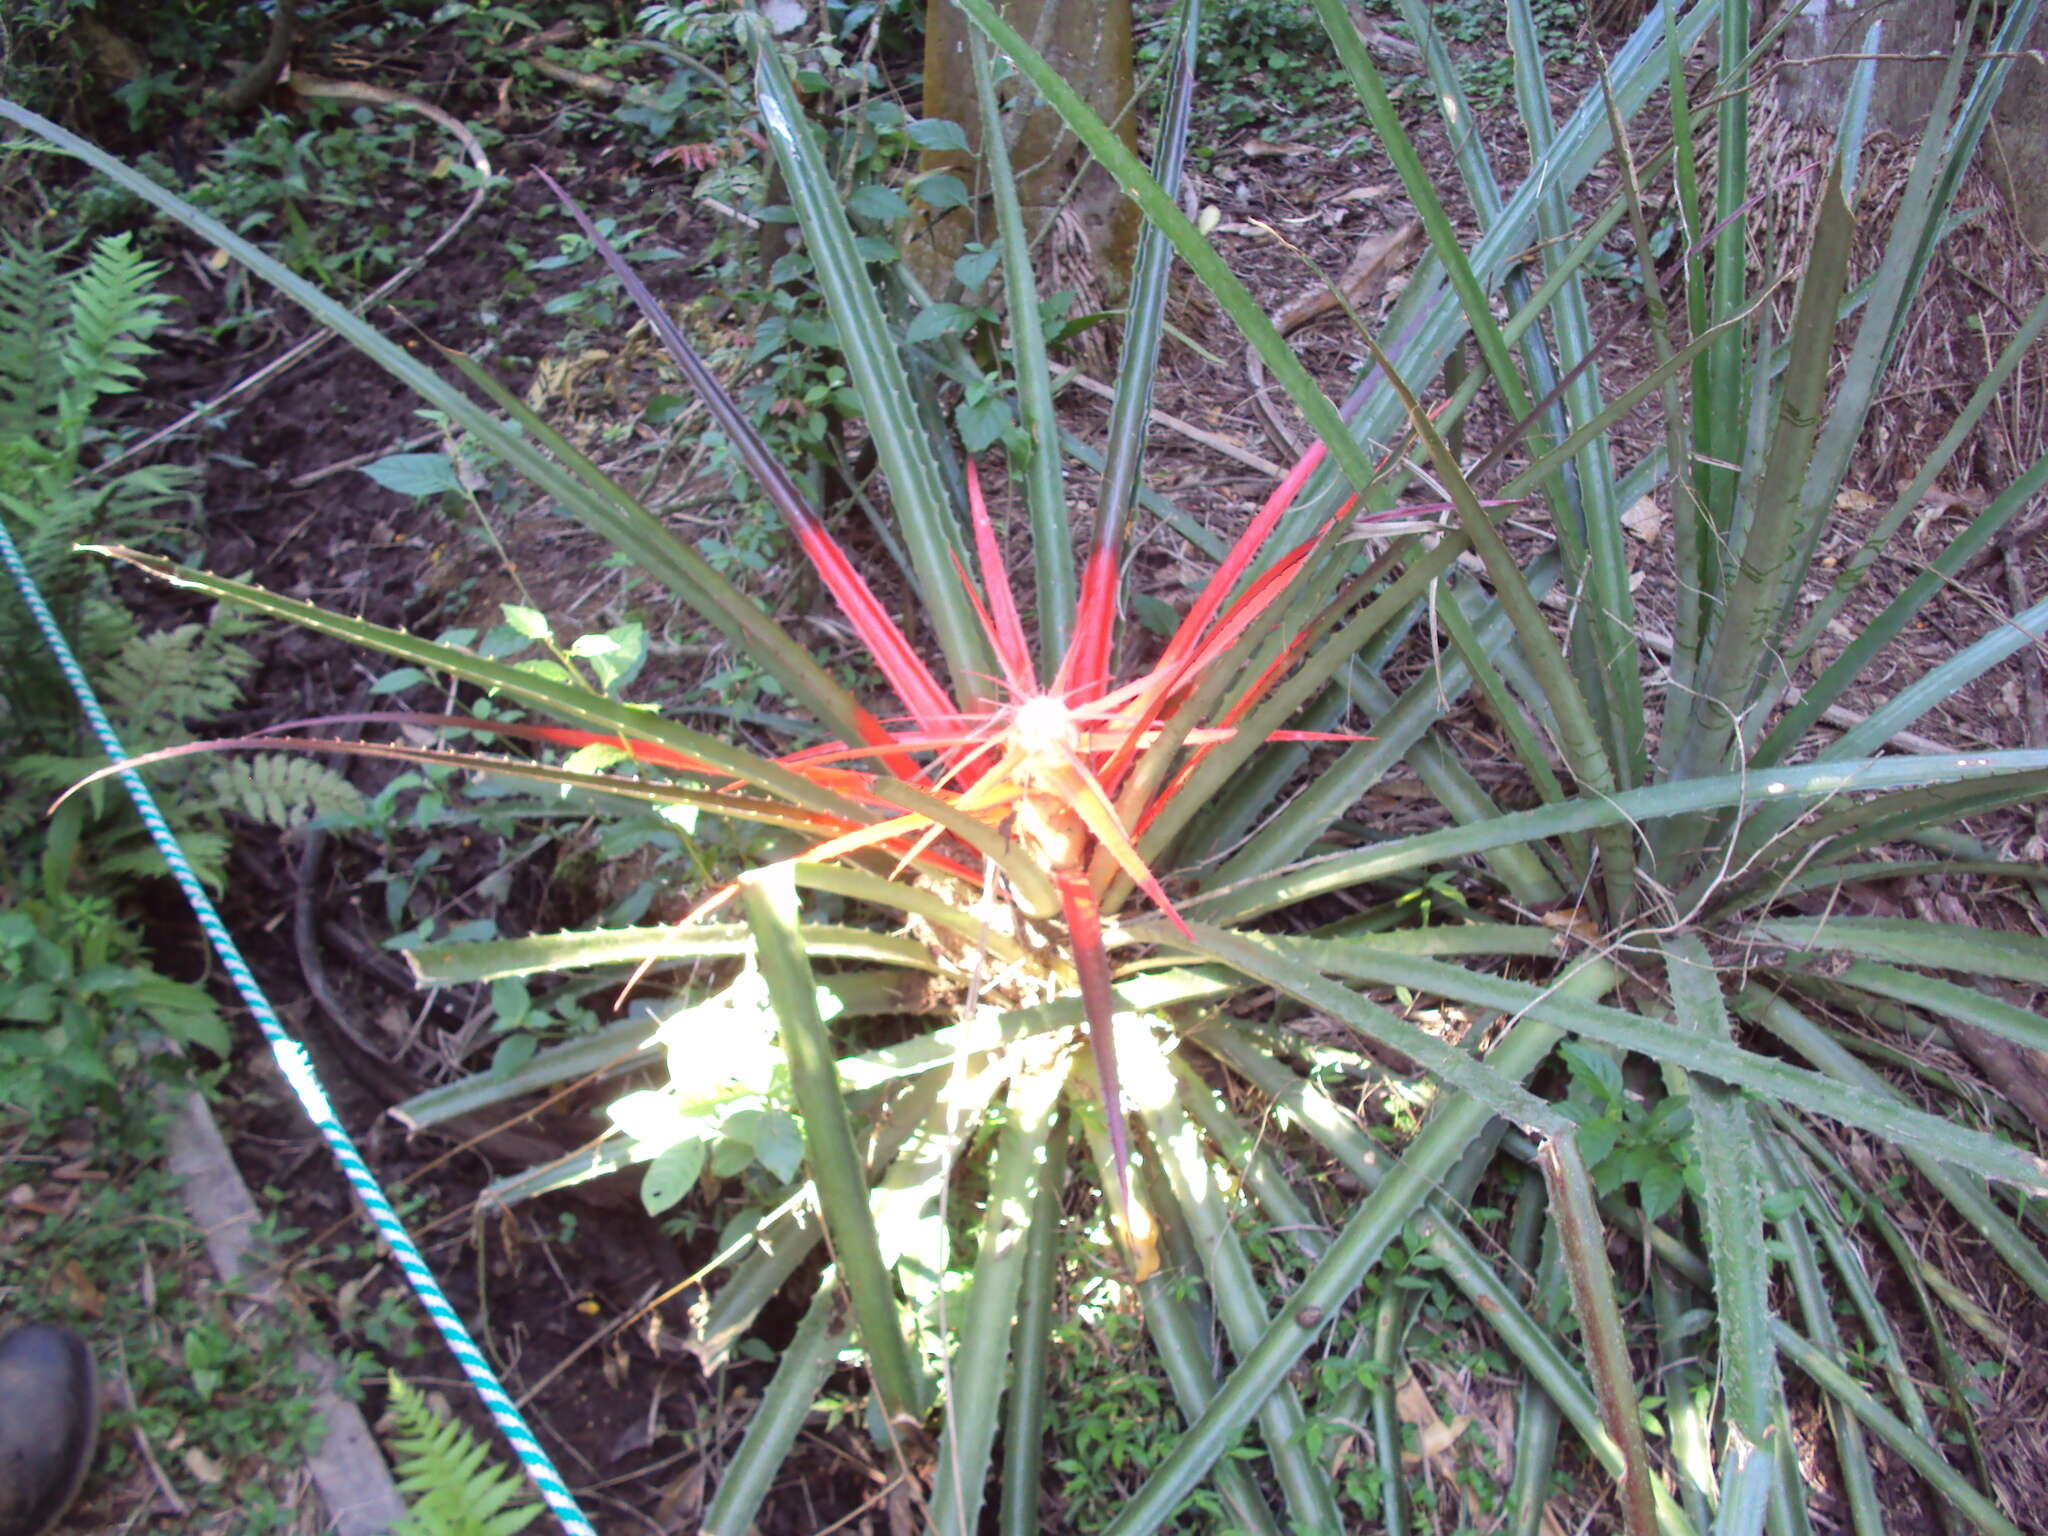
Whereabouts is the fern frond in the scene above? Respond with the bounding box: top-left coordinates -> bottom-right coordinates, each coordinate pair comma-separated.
0,233 -> 67,443
383,1377 -> 542,1536
92,460 -> 200,538
203,753 -> 365,828
57,233 -> 171,427
98,622 -> 254,739
99,829 -> 231,891
7,751 -> 102,794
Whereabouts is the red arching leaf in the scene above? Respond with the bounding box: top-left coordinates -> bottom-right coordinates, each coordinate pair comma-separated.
1155,439 -> 1329,675
782,510 -> 957,735
1054,865 -> 1131,1203
538,167 -> 952,759
963,458 -> 1036,693
1052,748 -> 1188,938
1063,542 -> 1122,705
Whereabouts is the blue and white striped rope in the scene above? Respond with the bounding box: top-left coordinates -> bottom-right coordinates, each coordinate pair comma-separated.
0,521 -> 599,1536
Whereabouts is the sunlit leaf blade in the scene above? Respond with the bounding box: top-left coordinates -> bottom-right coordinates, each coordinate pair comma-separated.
1749,916 -> 2048,989
405,922 -> 937,982
1099,1014 -> 1562,1535
1661,936 -> 1784,1497
965,30 -> 1071,668
89,546 -> 869,818
701,1280 -> 850,1536
998,1116 -> 1070,1536
390,970 -> 919,1131
930,1059 -> 1064,1536
1196,749 -> 2048,925
748,25 -> 995,699
742,862 -> 925,1422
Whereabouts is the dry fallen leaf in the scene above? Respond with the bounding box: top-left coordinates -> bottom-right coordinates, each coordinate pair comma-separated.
57,1259 -> 105,1318
1539,907 -> 1600,944
1621,494 -> 1665,542
1396,1372 -> 1474,1463
1243,137 -> 1318,158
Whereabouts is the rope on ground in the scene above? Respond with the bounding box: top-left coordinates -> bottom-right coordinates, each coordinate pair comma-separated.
0,516 -> 599,1536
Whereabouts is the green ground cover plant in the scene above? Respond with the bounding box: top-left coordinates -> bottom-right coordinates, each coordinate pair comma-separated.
8,0 -> 2048,1530
0,1090 -> 341,1532
0,229 -> 363,1111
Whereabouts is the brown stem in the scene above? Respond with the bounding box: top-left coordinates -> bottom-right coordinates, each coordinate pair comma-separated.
218,0 -> 297,114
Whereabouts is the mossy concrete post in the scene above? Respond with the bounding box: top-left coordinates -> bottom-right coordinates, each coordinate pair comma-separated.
1986,8 -> 2048,252
1773,0 -> 1952,137
1774,2 -> 2048,252
911,0 -> 1139,303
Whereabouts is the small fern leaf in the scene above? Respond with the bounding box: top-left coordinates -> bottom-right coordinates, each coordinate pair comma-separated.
0,234 -> 67,443
205,754 -> 365,829
58,233 -> 170,419
100,830 -> 231,891
98,622 -> 253,737
384,1377 -> 542,1536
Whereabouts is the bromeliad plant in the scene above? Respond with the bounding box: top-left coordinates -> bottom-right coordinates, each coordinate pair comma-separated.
16,0 -> 2048,1530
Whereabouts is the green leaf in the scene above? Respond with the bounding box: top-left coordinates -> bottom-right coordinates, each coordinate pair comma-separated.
1638,1162 -> 1686,1223
914,172 -> 970,210
968,27 -> 1074,664
360,452 -> 462,498
406,922 -> 938,982
1174,922 -> 1567,1138
0,98 -> 880,744
642,1138 -> 706,1215
742,861 -> 925,1421
500,604 -> 550,641
956,392 -> 1010,454
954,242 -> 1002,290
1255,934 -> 2048,1192
1750,916 -> 2048,988
953,0 -> 1383,500
1558,1040 -> 1622,1102
751,1108 -> 805,1183
907,117 -> 970,153
906,302 -> 980,344
700,1282 -> 850,1536
1100,1013 -> 1565,1533
1195,747 -> 2048,926
750,34 -> 993,698
848,182 -> 910,222
1661,934 -> 1780,1465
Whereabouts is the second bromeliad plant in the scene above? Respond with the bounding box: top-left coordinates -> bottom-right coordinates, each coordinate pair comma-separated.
19,0 -> 2048,1530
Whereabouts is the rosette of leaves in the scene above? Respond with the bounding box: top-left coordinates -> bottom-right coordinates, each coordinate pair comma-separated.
10,1 -> 2048,1531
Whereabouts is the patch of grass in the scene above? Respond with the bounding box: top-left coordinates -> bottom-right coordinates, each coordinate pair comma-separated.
0,1089 -> 346,1532
1139,0 -> 1354,142
1045,1267 -> 1209,1530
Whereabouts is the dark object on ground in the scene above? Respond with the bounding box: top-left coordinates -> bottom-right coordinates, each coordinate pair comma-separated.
0,1324 -> 99,1536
